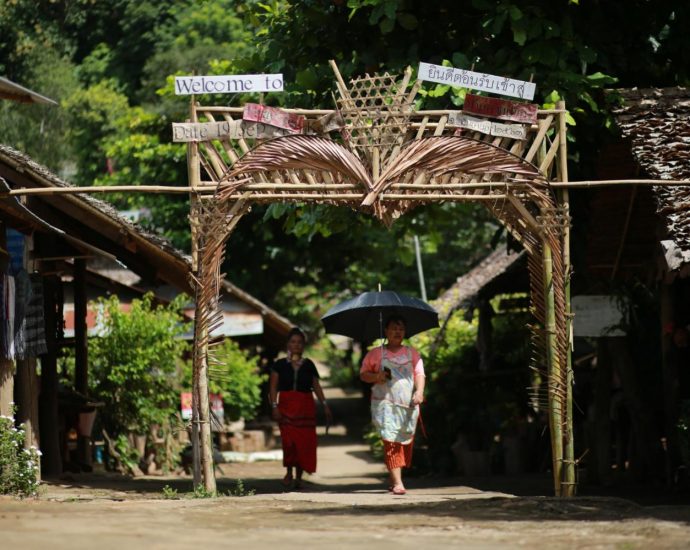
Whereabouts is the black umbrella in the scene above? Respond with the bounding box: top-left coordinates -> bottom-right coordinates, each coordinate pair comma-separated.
321,290 -> 439,342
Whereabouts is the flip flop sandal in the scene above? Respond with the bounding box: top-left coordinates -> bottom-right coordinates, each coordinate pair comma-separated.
391,486 -> 407,495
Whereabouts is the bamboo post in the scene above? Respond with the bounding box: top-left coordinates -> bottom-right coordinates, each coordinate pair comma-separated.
542,240 -> 564,496
187,98 -> 202,487
188,98 -> 217,493
557,100 -> 576,496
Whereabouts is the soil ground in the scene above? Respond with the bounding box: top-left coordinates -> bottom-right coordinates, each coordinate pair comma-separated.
2,379 -> 690,549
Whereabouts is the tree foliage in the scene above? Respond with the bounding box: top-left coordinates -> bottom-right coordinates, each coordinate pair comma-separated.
2,0 -> 689,320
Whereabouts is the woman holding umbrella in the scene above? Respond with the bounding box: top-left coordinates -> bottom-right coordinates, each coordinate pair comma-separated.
360,315 -> 425,495
269,327 -> 332,489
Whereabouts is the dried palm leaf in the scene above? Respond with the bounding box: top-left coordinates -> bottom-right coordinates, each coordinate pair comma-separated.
217,135 -> 373,200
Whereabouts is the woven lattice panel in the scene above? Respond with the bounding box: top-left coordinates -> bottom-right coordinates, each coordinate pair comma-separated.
337,72 -> 414,168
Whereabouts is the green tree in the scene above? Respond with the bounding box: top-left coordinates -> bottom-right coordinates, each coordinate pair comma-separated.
183,339 -> 264,421
89,293 -> 190,435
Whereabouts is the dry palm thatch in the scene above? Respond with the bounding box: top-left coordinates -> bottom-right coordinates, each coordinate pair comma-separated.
372,135 -> 548,194
216,135 -> 373,201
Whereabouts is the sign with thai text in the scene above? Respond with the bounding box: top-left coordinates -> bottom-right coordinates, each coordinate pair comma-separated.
174,74 -> 283,95
448,113 -> 527,140
243,103 -> 305,132
463,93 -> 538,124
418,62 -> 536,100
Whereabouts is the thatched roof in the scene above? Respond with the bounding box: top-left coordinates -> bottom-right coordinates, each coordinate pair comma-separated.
0,144 -> 292,345
434,246 -> 527,320
0,77 -> 57,105
612,87 -> 690,276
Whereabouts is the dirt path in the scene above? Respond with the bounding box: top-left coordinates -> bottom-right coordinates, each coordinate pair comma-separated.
2,380 -> 690,548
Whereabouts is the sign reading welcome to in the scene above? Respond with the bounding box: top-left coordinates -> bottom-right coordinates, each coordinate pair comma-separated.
418,62 -> 536,101
174,74 -> 284,95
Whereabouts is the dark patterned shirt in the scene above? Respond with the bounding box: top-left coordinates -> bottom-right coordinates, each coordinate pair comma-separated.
271,358 -> 319,393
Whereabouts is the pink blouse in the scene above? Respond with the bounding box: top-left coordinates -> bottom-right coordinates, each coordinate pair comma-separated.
360,346 -> 425,377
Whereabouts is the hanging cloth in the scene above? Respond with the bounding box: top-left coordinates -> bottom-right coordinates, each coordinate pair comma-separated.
23,275 -> 47,357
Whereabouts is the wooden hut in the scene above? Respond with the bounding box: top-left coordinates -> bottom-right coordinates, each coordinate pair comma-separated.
573,87 -> 690,486
0,144 -> 291,476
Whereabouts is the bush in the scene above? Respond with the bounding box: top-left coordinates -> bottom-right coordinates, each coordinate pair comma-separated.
185,339 -> 263,422
0,410 -> 40,497
89,293 -> 190,435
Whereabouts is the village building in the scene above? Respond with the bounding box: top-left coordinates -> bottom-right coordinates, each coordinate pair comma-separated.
0,143 -> 292,476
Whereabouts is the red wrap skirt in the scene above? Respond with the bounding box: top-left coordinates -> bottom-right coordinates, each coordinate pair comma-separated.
278,391 -> 317,473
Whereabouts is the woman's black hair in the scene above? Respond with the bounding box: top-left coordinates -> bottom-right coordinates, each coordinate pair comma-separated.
384,314 -> 406,329
287,326 -> 306,342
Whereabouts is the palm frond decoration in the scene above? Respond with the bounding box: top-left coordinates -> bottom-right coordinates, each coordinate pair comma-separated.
363,136 -> 549,206
217,135 -> 373,200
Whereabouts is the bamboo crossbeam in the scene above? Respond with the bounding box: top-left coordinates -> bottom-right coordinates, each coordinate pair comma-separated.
196,106 -> 568,116
7,179 -> 689,198
4,185 -> 206,196
211,193 -> 508,201
549,179 -> 690,187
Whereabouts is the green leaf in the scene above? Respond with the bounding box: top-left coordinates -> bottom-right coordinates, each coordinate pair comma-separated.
491,12 -> 508,35
509,5 -> 523,21
295,68 -> 318,90
379,16 -> 395,34
452,52 -> 470,69
397,12 -> 418,30
512,22 -> 527,46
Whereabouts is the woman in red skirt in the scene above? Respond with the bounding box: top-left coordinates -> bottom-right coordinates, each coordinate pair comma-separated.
269,327 -> 332,489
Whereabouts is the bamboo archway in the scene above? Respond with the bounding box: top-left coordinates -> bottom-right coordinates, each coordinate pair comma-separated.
185,63 -> 574,497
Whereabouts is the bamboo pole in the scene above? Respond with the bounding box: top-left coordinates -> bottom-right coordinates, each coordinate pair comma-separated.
557,100 -> 575,497
196,106 -> 569,116
187,99 -> 202,488
4,179 -> 690,198
542,240 -> 564,496
188,99 -> 216,494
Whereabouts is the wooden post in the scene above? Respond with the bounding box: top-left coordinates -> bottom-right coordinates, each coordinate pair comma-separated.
0,226 -> 13,417
0,359 -> 14,417
74,258 -> 92,466
188,98 -> 216,493
660,283 -> 680,485
557,100 -> 576,496
592,338 -> 612,485
542,240 -> 563,496
39,273 -> 62,476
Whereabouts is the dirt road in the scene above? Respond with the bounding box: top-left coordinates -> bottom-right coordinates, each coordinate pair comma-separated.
2,384 -> 690,549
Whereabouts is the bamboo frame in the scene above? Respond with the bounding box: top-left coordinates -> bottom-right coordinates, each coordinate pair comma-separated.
5,179 -> 688,198
181,63 -> 582,496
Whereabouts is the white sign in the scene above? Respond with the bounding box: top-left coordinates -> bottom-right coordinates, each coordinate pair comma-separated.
172,120 -> 295,142
448,113 -> 527,140
571,295 -> 626,337
448,112 -> 491,134
490,120 -> 527,140
174,74 -> 283,95
418,62 -> 536,100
